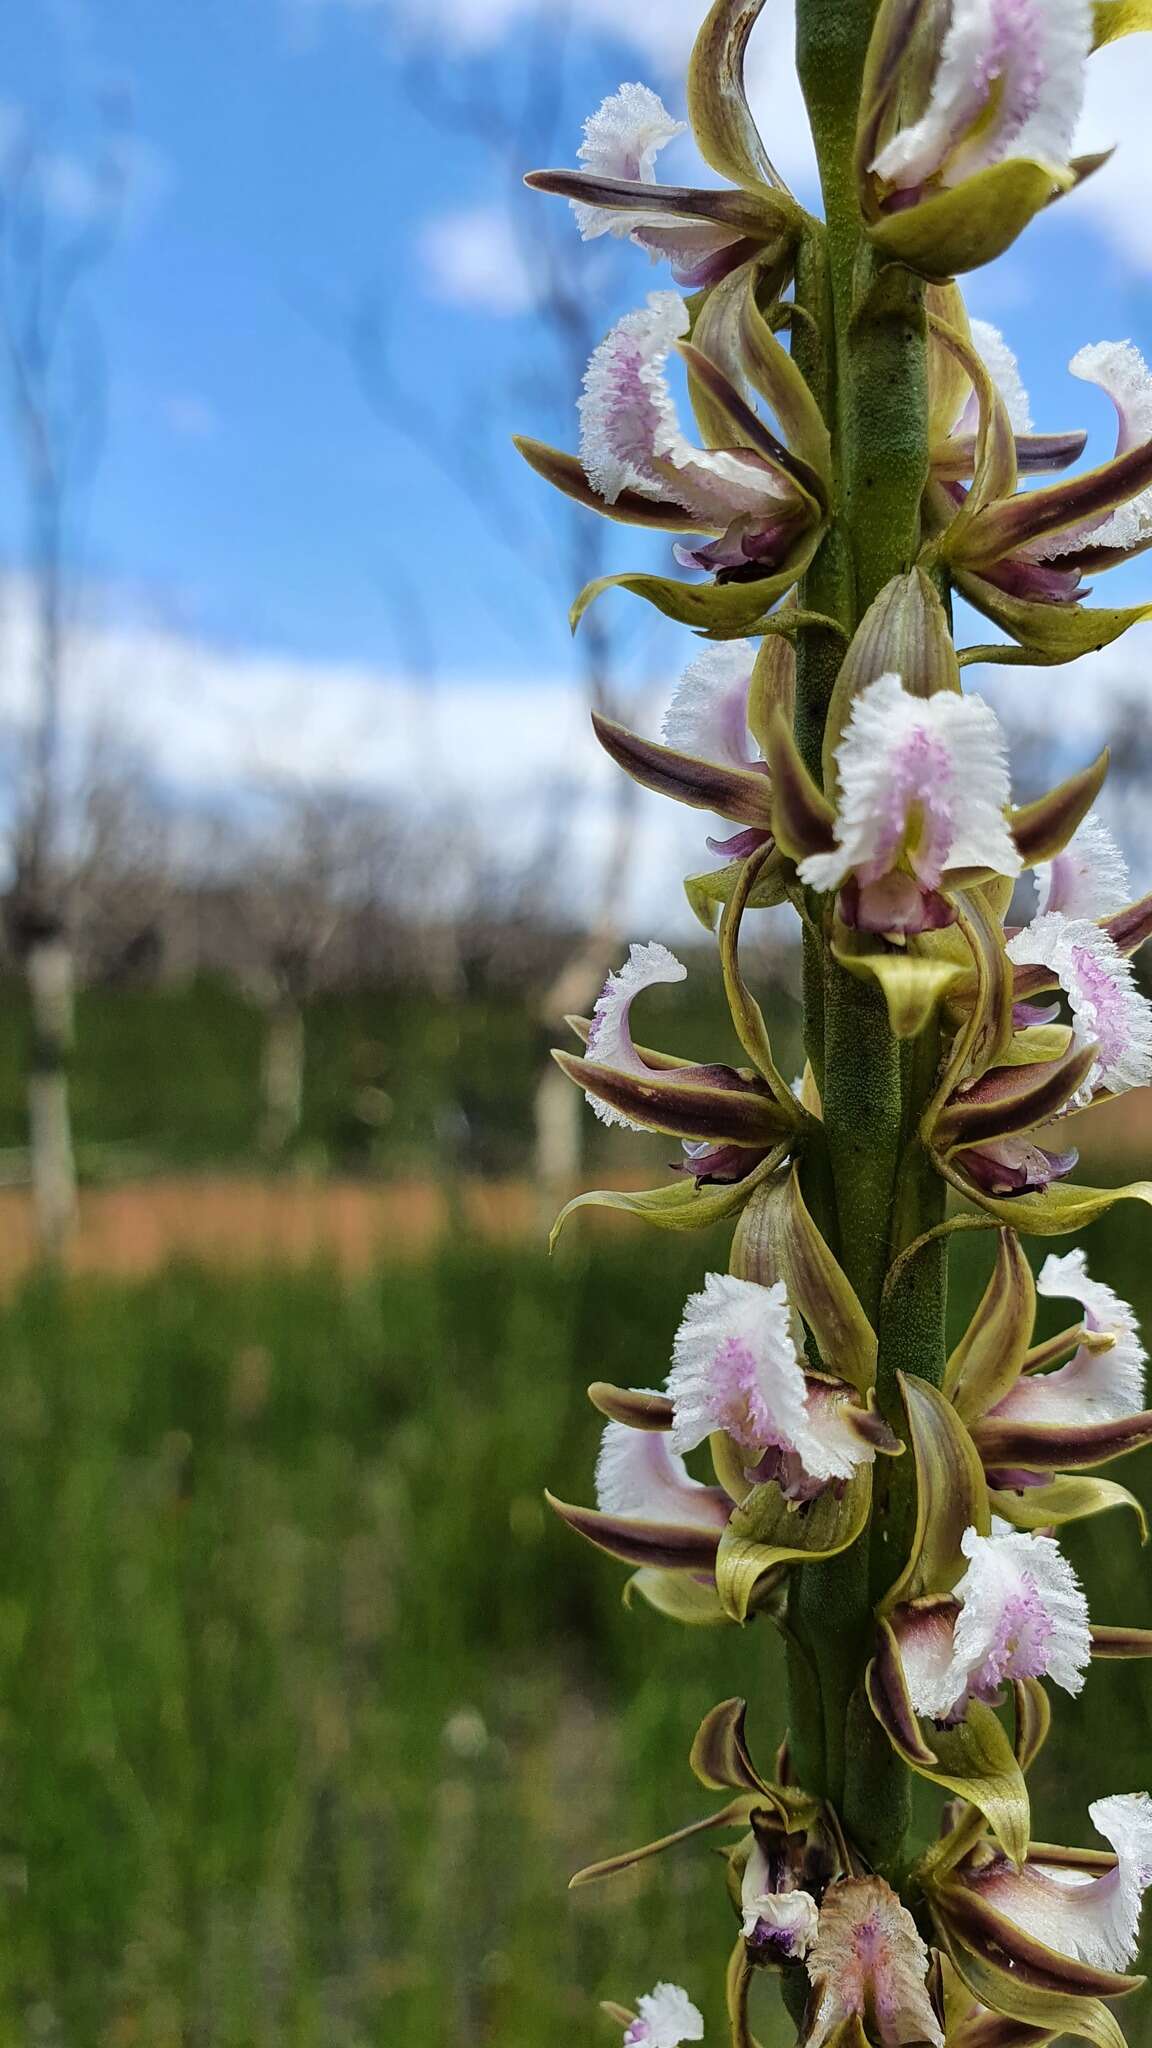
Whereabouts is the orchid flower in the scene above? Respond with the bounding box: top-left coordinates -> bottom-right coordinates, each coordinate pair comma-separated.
894,1522 -> 1091,1723
868,0 -> 1091,200
563,85 -> 755,289
579,292 -> 819,572
622,1983 -> 705,2048
1006,912 -> 1152,1101
667,1273 -> 894,1501
741,1835 -> 820,1959
996,1250 -> 1146,1429
955,1792 -> 1152,1977
1034,813 -> 1131,921
798,673 -> 1021,934
803,1877 -> 944,2048
595,1411 -> 732,1534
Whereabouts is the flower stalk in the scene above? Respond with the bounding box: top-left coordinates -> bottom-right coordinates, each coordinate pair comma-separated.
516,0 -> 1152,2039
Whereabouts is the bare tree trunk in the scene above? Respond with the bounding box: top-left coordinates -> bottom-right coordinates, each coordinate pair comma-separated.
259,995 -> 305,1158
25,932 -> 77,1259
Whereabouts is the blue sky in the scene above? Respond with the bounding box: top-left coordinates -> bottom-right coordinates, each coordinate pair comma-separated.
1,0 -> 1152,926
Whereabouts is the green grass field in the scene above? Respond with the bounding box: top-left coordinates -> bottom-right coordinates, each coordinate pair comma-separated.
0,1219 -> 1148,2045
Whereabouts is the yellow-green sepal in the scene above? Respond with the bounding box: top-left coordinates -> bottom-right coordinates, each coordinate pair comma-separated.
866,160 -> 1074,279
832,932 -> 969,1040
934,1929 -> 1130,2048
571,528 -> 822,640
624,1569 -> 732,1626
687,0 -> 794,195
715,1466 -> 872,1622
957,570 -> 1152,666
1093,0 -> 1152,45
945,1230 -> 1036,1424
883,1374 -> 990,1612
939,1162 -> 1152,1237
684,852 -> 790,931
991,1474 -> 1149,1541
548,1143 -> 791,1248
730,1162 -> 879,1393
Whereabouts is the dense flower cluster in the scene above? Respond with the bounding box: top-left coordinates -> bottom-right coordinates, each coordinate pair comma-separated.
517,1 -> 1152,2041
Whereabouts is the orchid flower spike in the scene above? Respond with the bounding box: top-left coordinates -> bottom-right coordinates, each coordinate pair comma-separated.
666,1273 -> 884,1499
579,293 -> 816,570
991,1248 -> 1147,1430
803,1877 -> 944,2048
963,1792 -> 1152,1976
622,1983 -> 705,2048
1006,913 -> 1152,1101
897,1522 -> 1091,1723
798,673 -> 1020,933
869,0 -> 1091,198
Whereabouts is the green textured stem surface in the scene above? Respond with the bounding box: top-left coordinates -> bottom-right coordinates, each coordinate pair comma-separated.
787,0 -> 944,1878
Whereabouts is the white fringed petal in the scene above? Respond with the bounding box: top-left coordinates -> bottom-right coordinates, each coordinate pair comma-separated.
993,1248 -> 1146,1426
1034,815 -> 1131,920
1037,340 -> 1152,558
594,1411 -> 728,1532
578,292 -> 790,522
571,85 -> 686,242
624,1983 -> 705,2048
666,1273 -> 874,1485
902,1523 -> 1090,1720
804,1877 -> 944,2048
798,672 -> 1020,896
1006,912 -> 1152,1099
871,0 -> 1089,193
585,940 -> 687,1130
661,643 -> 757,769
972,1793 -> 1152,1976
971,318 -> 1033,434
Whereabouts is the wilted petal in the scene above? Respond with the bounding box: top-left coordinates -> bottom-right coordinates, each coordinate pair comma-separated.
1034,814 -> 1131,920
899,1522 -> 1090,1720
571,85 -> 686,242
623,1982 -> 705,2047
799,672 -> 1020,928
595,1411 -> 730,1531
585,940 -> 687,1129
968,1792 -> 1152,1975
662,642 -> 758,772
990,1248 -> 1146,1427
666,1273 -> 876,1488
1035,340 -> 1152,559
1006,912 -> 1152,1099
870,0 -> 1089,194
579,292 -> 794,526
804,1876 -> 944,2048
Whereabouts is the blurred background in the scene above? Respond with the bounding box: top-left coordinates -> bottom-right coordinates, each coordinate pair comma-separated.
0,3 -> 1150,2044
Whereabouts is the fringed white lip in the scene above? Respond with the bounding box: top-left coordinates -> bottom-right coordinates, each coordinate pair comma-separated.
870,0 -> 1090,193
661,642 -> 758,772
622,1982 -> 705,2048
898,1522 -> 1090,1722
798,671 -> 1020,914
594,1410 -> 730,1532
1035,340 -> 1152,558
969,1793 -> 1152,1975
1034,814 -> 1131,921
571,85 -> 686,244
1007,911 -> 1152,1100
990,1248 -> 1146,1428
585,941 -> 688,1130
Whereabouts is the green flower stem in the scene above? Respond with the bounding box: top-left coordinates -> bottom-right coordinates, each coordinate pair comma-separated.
784,0 -> 945,1876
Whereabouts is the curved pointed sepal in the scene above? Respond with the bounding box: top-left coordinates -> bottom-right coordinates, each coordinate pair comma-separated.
972,1406 -> 1152,1472
715,1466 -> 873,1622
1093,0 -> 1152,45
929,317 -> 1018,551
549,1144 -> 790,1247
1011,752 -> 1111,866
684,851 -> 789,931
730,1163 -> 878,1393
571,528 -> 823,640
552,1048 -> 798,1146
1012,1678 -> 1051,1775
720,846 -> 807,1112
513,437 -> 699,530
933,1043 -> 1098,1152
833,934 -> 972,1040
591,709 -> 776,826
866,161 -> 1073,280
941,1165 -> 1152,1236
945,1230 -> 1036,1424
957,572 -> 1152,668
935,1929 -> 1131,2048
588,1383 -> 673,1430
934,1885 -> 1144,2001
569,1792 -> 756,1888
867,1624 -> 1030,1862
739,285 -> 832,486
1090,1623 -> 1152,1657
883,1374 -> 990,1611
624,1568 -> 731,1625
687,0 -> 788,193
763,709 -> 837,860
991,1473 -> 1148,1540
691,1695 -> 769,1791
544,1490 -> 723,1572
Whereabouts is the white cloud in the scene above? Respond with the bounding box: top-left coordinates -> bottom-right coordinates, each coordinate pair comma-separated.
419,204 -> 535,315
1069,36 -> 1152,272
